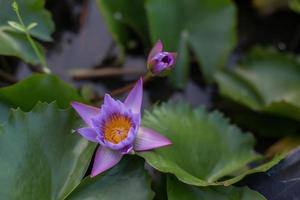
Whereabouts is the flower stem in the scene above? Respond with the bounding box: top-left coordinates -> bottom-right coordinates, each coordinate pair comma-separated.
92,72 -> 153,103
12,1 -> 51,74
110,72 -> 152,97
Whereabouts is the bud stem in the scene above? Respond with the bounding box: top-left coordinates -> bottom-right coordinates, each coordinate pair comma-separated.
12,1 -> 51,74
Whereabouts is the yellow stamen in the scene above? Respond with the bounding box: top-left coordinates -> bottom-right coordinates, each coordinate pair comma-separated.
103,114 -> 132,144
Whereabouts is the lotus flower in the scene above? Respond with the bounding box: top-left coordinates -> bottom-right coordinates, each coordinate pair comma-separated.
71,78 -> 171,177
147,40 -> 177,76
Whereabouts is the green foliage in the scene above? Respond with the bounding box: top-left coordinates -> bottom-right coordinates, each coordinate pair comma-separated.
0,0 -> 54,41
0,102 -> 10,123
8,21 -> 26,32
1,0 -> 293,197
215,47 -> 300,121
0,28 -> 45,64
169,31 -> 189,88
0,102 -> 96,200
96,0 -> 149,56
290,0 -> 300,13
146,0 -> 236,83
167,176 -> 266,200
0,74 -> 83,112
139,102 -> 280,186
67,156 -> 154,200
96,0 -> 236,86
10,0 -> 50,72
0,0 -> 54,64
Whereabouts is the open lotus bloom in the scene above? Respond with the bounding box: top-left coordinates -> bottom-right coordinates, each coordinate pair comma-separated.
71,78 -> 172,177
147,40 -> 177,76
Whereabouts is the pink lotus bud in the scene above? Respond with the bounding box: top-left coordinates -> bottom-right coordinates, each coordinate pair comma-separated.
147,40 -> 177,76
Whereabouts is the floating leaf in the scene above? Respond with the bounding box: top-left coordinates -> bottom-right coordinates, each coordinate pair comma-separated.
0,0 -> 54,63
167,176 -> 266,200
215,47 -> 300,121
0,74 -> 83,112
0,102 -> 10,123
138,102 -> 280,186
146,0 -> 236,82
0,102 -> 96,200
0,74 -> 83,126
67,156 -> 154,200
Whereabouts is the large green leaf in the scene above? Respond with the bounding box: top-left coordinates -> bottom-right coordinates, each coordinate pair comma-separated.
0,102 -> 96,200
96,0 -> 149,55
138,102 -> 280,186
67,156 -> 154,200
0,74 -> 83,112
167,176 -> 266,200
146,0 -> 236,82
0,0 -> 54,63
215,47 -> 300,121
0,102 -> 10,123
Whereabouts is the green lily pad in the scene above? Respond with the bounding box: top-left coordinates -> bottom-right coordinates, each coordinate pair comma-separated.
138,102 -> 280,186
167,176 -> 266,200
66,156 -> 154,200
0,102 -> 10,123
0,102 -> 96,200
215,47 -> 300,121
146,0 -> 236,83
0,0 -> 54,63
0,74 -> 83,112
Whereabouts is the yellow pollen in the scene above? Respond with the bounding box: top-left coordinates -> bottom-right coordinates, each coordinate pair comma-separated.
103,114 -> 132,144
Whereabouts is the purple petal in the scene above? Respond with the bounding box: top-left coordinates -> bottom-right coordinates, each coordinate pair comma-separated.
153,62 -> 168,74
119,145 -> 133,154
124,78 -> 143,114
134,127 -> 172,151
103,94 -> 116,108
91,146 -> 123,177
77,127 -> 98,143
147,40 -> 163,63
71,101 -> 100,127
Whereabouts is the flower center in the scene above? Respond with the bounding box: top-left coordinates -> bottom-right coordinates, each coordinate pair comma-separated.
161,55 -> 171,64
103,114 -> 132,144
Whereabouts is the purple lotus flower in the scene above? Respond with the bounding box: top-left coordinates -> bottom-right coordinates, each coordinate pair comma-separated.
147,40 -> 177,76
71,78 -> 171,177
